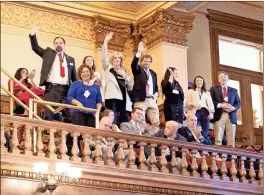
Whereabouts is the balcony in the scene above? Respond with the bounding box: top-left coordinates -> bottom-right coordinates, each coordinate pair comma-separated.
1,113 -> 263,195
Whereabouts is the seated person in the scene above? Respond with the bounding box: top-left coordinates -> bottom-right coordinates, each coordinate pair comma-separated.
120,107 -> 148,135
8,68 -> 43,115
146,121 -> 186,170
100,109 -> 121,132
178,113 -> 211,145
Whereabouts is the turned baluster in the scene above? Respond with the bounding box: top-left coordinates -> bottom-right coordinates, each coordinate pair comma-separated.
1,123 -> 7,153
11,123 -> 20,154
127,140 -> 137,169
170,147 -> 179,175
82,134 -> 92,163
249,158 -> 256,184
104,137 -> 115,166
190,150 -> 199,177
138,142 -> 147,170
258,160 -> 263,185
116,139 -> 126,168
48,128 -> 57,160
159,145 -> 169,173
60,130 -> 69,161
220,153 -> 228,181
93,135 -> 104,165
230,155 -> 238,182
70,132 -> 81,162
36,127 -> 45,157
148,143 -> 158,172
181,148 -> 189,176
239,157 -> 247,183
24,125 -> 32,156
210,152 -> 218,180
201,151 -> 209,179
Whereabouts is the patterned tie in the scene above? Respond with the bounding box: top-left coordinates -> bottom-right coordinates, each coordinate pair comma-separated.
58,53 -> 65,78
223,87 -> 227,102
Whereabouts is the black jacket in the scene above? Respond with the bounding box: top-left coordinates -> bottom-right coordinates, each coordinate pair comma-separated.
29,34 -> 76,86
131,56 -> 158,102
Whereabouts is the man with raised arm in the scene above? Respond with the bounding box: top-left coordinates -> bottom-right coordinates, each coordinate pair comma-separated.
29,25 -> 76,121
131,41 -> 160,134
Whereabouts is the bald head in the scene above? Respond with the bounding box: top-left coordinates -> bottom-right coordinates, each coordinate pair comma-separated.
164,121 -> 180,139
186,113 -> 197,129
99,116 -> 112,130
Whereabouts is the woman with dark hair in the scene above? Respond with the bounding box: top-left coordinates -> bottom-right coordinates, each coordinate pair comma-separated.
83,56 -> 105,105
67,64 -> 102,127
185,76 -> 214,143
161,67 -> 184,124
8,68 -> 43,115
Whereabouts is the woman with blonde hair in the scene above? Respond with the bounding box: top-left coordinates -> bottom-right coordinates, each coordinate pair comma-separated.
101,32 -> 133,125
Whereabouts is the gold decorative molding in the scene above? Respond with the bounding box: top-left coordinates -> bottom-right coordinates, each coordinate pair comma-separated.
1,169 -> 214,195
1,2 -> 95,41
92,15 -> 131,52
137,9 -> 195,48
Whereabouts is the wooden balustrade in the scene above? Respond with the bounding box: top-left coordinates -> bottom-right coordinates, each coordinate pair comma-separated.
1,113 -> 263,188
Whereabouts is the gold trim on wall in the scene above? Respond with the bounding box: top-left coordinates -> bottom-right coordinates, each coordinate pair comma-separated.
1,2 -> 95,41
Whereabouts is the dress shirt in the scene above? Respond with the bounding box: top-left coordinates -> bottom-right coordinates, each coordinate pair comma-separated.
145,68 -> 153,96
47,52 -> 68,85
196,91 -> 208,110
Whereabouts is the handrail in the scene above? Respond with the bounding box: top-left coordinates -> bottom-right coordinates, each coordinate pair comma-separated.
1,84 -> 42,120
1,114 -> 262,159
1,66 -> 55,113
29,99 -> 100,129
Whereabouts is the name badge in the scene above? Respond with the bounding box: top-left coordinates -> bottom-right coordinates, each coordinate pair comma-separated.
84,90 -> 90,98
224,96 -> 228,102
173,89 -> 179,94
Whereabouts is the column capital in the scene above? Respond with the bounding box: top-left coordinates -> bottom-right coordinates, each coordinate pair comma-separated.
92,15 -> 131,52
138,9 -> 194,49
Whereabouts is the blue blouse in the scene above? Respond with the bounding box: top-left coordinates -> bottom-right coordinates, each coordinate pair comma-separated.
67,80 -> 102,114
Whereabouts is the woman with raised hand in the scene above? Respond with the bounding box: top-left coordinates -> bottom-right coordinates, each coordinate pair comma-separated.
101,32 -> 133,125
161,67 -> 184,124
185,76 -> 214,143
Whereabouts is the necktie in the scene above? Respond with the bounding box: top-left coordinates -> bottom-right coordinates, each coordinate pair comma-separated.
58,53 -> 65,78
223,87 -> 227,102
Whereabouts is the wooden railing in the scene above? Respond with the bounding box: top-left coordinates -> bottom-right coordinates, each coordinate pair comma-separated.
1,114 -> 263,190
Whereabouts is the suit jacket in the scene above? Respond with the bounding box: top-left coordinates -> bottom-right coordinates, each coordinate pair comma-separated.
131,56 -> 158,102
29,34 -> 76,86
178,127 -> 211,145
210,85 -> 241,124
120,121 -> 142,135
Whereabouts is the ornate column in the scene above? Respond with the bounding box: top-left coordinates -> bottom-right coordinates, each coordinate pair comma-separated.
92,15 -> 132,73
137,9 -> 194,104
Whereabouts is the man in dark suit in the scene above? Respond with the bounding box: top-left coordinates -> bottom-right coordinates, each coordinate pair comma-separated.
210,71 -> 241,147
29,25 -> 76,121
178,113 -> 211,145
131,41 -> 159,134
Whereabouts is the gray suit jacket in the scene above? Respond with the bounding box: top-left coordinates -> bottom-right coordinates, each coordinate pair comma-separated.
120,121 -> 141,135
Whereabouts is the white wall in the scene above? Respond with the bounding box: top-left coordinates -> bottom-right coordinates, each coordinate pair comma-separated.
1,24 -> 95,94
186,2 -> 263,88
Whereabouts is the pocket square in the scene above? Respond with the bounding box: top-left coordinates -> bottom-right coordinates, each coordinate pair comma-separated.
69,63 -> 74,66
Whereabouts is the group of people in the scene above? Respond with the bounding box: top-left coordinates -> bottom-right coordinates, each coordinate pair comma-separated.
8,25 -> 241,154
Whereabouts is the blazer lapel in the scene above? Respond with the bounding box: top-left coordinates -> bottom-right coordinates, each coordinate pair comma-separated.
227,87 -> 232,103
217,85 -> 224,101
150,70 -> 156,92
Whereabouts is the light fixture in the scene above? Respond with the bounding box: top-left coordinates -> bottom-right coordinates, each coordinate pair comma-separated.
33,162 -> 82,194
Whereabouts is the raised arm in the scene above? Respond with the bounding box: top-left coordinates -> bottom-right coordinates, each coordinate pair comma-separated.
29,25 -> 44,57
101,32 -> 113,70
131,41 -> 145,75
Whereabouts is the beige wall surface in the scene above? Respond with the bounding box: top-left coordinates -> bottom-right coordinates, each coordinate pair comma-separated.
186,2 -> 262,88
